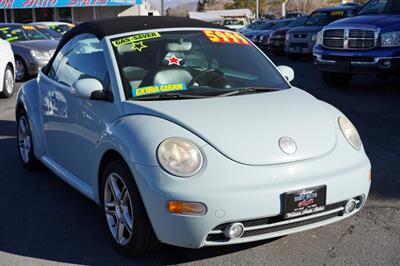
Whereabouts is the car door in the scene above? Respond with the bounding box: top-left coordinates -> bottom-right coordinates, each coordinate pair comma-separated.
40,33 -> 120,184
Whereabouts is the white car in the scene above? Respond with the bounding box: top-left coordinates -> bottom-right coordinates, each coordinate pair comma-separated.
0,38 -> 15,98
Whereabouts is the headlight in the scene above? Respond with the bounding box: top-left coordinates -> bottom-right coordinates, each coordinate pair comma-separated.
338,116 -> 362,150
157,137 -> 203,177
316,30 -> 324,45
31,50 -> 52,61
381,31 -> 400,47
286,33 -> 290,41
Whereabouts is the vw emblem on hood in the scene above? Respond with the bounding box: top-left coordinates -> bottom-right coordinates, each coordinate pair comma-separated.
279,137 -> 297,155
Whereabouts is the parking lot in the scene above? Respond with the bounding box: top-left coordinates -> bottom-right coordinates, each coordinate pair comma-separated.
0,54 -> 399,266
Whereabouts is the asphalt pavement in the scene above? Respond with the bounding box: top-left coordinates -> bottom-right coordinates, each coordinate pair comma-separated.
0,55 -> 399,266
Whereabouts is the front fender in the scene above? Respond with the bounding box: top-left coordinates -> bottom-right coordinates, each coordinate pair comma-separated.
16,78 -> 44,159
93,115 -> 208,203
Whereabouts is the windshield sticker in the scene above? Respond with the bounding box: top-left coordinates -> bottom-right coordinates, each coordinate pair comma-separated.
165,54 -> 183,66
112,32 -> 161,47
22,25 -> 35,30
0,27 -> 9,31
131,41 -> 148,52
133,82 -> 187,97
330,11 -> 345,16
6,36 -> 18,42
203,30 -> 250,45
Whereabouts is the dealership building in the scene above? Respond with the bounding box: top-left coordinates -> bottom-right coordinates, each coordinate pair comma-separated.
0,0 -> 159,23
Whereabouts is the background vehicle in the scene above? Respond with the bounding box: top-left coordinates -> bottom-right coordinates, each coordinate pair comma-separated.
16,16 -> 371,256
244,20 -> 279,45
30,23 -> 63,40
0,24 -> 58,81
314,0 -> 400,87
31,21 -> 75,35
285,12 -> 308,19
221,17 -> 248,30
0,39 -> 15,98
267,16 -> 308,54
258,19 -> 295,49
285,5 -> 359,59
239,19 -> 266,34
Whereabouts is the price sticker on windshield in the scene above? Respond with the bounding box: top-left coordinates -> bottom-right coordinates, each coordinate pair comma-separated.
203,30 -> 250,46
22,25 -> 35,30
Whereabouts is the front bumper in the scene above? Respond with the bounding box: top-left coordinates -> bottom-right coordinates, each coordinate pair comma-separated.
314,46 -> 400,74
130,130 -> 371,249
285,35 -> 315,55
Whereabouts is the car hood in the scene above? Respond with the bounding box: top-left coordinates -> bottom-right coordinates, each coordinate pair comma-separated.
289,26 -> 323,34
124,88 -> 337,165
271,27 -> 290,36
326,15 -> 400,32
11,40 -> 59,52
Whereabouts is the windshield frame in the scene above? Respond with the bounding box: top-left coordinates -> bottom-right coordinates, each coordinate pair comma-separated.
105,27 -> 292,102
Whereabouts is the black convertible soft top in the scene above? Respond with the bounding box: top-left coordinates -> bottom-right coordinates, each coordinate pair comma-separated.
44,16 -> 228,74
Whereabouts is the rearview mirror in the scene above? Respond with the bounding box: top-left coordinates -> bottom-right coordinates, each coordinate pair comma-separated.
277,65 -> 295,82
71,78 -> 112,102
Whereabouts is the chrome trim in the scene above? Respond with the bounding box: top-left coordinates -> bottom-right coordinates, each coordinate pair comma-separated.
244,207 -> 344,232
321,27 -> 380,50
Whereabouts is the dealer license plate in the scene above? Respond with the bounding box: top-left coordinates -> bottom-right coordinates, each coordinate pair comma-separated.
284,186 -> 326,219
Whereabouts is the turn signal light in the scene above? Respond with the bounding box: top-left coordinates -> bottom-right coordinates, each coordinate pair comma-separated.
167,201 -> 207,215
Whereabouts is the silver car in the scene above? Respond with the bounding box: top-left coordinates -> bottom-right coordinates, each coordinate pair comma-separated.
0,24 -> 58,81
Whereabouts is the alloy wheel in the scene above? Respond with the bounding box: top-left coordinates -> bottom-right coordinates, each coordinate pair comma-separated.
18,116 -> 32,164
4,68 -> 14,95
15,60 -> 25,81
104,172 -> 134,246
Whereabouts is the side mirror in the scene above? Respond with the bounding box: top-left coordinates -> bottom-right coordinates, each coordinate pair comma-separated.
71,78 -> 113,102
277,65 -> 295,82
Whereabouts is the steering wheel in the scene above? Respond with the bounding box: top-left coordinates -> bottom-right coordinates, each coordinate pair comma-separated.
188,69 -> 232,88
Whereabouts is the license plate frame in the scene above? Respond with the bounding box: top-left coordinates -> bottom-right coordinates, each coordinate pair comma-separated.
283,185 -> 326,219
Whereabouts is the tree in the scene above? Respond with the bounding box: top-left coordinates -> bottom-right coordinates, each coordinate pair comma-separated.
225,0 -> 269,15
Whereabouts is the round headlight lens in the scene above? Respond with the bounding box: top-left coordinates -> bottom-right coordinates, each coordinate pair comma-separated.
338,116 -> 362,150
157,138 -> 203,177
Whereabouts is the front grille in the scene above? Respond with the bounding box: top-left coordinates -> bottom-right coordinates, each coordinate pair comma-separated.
206,201 -> 346,242
322,28 -> 377,50
323,39 -> 343,48
349,39 -> 375,49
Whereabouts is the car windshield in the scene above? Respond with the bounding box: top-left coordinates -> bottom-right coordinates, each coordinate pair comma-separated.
223,19 -> 245,26
34,25 -> 62,39
304,10 -> 348,26
287,16 -> 307,27
111,30 -> 290,100
246,21 -> 264,29
48,24 -> 75,35
357,0 -> 400,15
0,25 -> 49,42
271,20 -> 293,30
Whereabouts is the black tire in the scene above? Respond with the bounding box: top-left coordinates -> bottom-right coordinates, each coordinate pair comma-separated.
16,109 -> 41,171
15,57 -> 27,82
0,65 -> 14,98
101,159 -> 161,256
321,71 -> 352,88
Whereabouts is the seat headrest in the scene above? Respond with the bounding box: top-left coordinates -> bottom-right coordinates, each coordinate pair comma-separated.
166,41 -> 192,52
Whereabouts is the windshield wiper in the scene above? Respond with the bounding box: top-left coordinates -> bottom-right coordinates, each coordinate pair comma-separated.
217,87 -> 278,97
135,92 -> 209,101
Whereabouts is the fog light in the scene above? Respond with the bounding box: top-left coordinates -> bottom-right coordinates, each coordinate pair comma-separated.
344,199 -> 357,214
224,223 -> 244,239
166,201 -> 207,215
379,59 -> 391,69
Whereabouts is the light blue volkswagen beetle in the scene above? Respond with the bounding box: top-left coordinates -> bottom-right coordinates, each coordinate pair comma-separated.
16,16 -> 371,256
